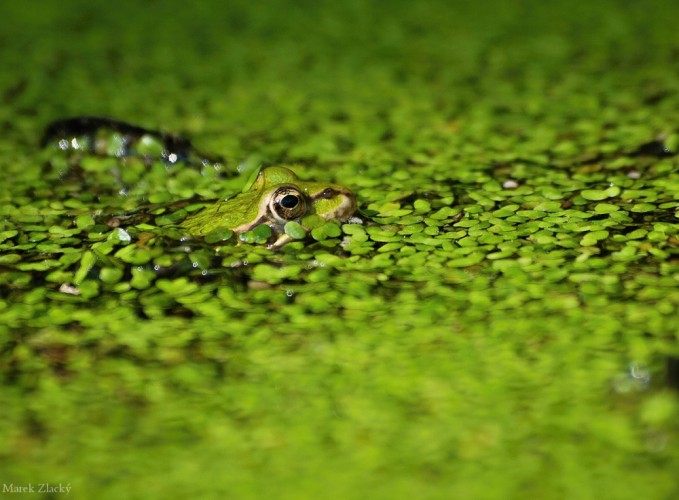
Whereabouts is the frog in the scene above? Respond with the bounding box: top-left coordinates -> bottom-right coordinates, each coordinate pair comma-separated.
181,165 -> 357,247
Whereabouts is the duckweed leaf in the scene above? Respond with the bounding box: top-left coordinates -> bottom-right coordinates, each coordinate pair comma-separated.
73,251 -> 96,285
204,227 -> 234,244
284,221 -> 307,240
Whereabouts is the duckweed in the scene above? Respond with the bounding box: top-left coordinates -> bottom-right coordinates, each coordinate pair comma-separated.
283,221 -> 307,240
1,0 -> 679,498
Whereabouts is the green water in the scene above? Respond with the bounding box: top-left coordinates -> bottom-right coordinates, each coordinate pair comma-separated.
1,1 -> 678,498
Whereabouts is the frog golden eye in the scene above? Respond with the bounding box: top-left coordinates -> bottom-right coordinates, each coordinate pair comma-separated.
269,186 -> 307,221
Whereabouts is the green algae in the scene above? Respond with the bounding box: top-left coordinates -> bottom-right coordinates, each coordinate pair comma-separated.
1,0 -> 679,499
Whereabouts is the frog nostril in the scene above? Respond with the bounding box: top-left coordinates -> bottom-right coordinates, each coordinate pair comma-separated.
318,188 -> 336,199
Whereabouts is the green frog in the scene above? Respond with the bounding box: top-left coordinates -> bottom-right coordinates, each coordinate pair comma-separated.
182,165 -> 356,247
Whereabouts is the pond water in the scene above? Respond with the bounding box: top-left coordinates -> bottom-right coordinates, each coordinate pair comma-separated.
1,0 -> 678,498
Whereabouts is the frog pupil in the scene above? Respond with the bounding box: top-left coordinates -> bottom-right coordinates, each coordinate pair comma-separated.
280,194 -> 299,208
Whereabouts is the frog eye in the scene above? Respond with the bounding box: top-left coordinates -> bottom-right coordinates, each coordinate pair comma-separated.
269,186 -> 307,221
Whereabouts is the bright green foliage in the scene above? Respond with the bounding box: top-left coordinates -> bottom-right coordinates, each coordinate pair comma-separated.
239,224 -> 273,244
1,0 -> 679,499
284,221 -> 307,240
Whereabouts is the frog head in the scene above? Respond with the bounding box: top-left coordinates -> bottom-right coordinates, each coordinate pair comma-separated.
181,166 -> 357,247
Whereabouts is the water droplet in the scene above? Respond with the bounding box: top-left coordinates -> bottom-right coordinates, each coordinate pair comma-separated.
116,228 -> 132,242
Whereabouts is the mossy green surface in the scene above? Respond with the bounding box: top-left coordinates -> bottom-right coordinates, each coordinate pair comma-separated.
1,0 -> 679,498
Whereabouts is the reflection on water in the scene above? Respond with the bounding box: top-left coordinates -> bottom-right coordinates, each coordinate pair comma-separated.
612,362 -> 651,394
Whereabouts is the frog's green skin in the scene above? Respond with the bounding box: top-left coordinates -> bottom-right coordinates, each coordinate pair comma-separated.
181,166 -> 356,247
